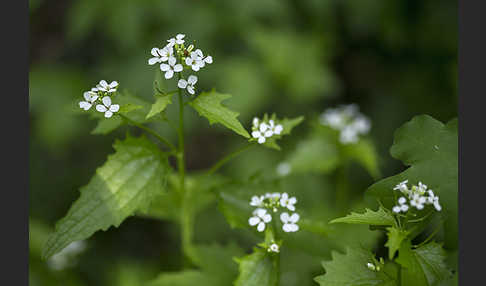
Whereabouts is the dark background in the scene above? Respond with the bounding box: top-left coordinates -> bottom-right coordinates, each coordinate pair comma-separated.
29,0 -> 457,285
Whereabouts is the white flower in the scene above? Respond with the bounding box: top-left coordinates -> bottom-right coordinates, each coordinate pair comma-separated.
268,243 -> 280,253
320,109 -> 345,129
252,122 -> 275,143
280,193 -> 297,211
167,34 -> 185,46
280,212 -> 299,232
351,116 -> 371,134
393,196 -> 409,213
392,206 -> 401,213
276,162 -> 291,177
249,208 -> 272,232
340,126 -> 359,144
417,182 -> 427,195
273,124 -> 283,135
426,190 -> 442,211
250,195 -> 264,207
160,57 -> 183,79
185,49 -> 212,71
79,91 -> 99,111
148,46 -> 175,65
410,194 -> 426,210
96,80 -> 118,93
252,117 -> 259,127
178,75 -> 198,95
96,96 -> 120,118
393,180 -> 409,192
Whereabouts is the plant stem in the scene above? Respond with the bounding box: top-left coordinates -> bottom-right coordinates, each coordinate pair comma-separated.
335,162 -> 350,212
206,143 -> 254,175
397,264 -> 402,286
118,114 -> 176,153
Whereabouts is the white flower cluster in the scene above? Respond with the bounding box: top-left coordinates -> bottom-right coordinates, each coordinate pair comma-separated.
248,192 -> 299,233
319,104 -> 371,144
78,80 -> 120,118
148,33 -> 212,95
251,117 -> 283,144
392,180 -> 442,213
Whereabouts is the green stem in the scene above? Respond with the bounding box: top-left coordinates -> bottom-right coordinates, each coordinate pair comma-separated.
177,75 -> 186,192
118,114 -> 176,153
414,223 -> 442,248
206,143 -> 254,175
335,162 -> 350,211
397,264 -> 402,286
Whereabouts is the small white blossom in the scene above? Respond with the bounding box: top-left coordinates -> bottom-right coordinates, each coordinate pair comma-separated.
160,57 -> 183,79
393,180 -> 409,193
268,243 -> 280,253
252,117 -> 259,127
426,190 -> 442,211
280,193 -> 297,211
250,195 -> 264,207
185,49 -> 212,71
276,162 -> 291,177
148,46 -> 175,65
79,91 -> 99,111
410,194 -> 426,210
167,34 -> 185,46
340,125 -> 359,144
320,104 -> 371,144
280,212 -> 299,232
178,75 -> 198,95
96,96 -> 120,118
251,123 -> 274,144
96,80 -> 118,93
417,182 -> 428,195
249,208 -> 272,232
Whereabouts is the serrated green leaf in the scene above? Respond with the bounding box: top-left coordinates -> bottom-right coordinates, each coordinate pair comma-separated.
146,94 -> 174,120
330,207 -> 395,226
314,247 -> 396,286
188,90 -> 250,138
234,249 -> 278,286
42,135 -> 170,259
366,115 -> 457,249
385,227 -> 408,260
396,241 -> 452,286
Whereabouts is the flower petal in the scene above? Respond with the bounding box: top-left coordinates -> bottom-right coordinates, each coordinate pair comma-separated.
282,224 -> 292,232
249,217 -> 260,226
104,111 -> 113,118
251,131 -> 261,138
109,104 -> 120,112
188,75 -> 197,85
290,213 -> 300,223
165,70 -> 174,79
174,64 -> 183,72
102,96 -> 112,107
151,48 -> 159,57
280,212 -> 290,223
187,85 -> 195,95
204,56 -> 213,64
257,222 -> 265,232
160,63 -> 170,71
96,104 -> 107,112
99,80 -> 108,88
257,137 -> 266,144
178,79 -> 188,88
168,57 -> 176,66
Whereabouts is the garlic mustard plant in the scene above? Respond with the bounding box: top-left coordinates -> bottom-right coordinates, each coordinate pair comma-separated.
46,32 -> 306,286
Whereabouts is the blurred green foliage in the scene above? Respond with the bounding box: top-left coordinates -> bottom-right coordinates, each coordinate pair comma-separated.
30,0 -> 456,285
